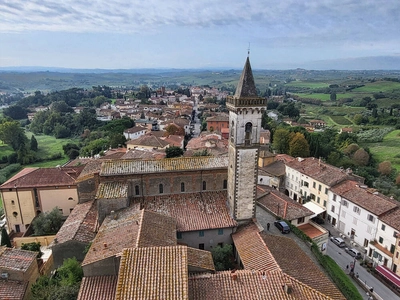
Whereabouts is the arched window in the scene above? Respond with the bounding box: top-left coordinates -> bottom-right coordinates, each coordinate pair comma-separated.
159,184 -> 164,194
135,185 -> 140,195
202,181 -> 207,191
223,179 -> 227,189
245,122 -> 252,145
181,182 -> 185,192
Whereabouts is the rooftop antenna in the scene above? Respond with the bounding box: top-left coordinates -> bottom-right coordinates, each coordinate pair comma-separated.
248,43 -> 250,57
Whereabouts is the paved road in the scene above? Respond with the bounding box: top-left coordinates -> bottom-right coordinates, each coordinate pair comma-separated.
327,238 -> 399,300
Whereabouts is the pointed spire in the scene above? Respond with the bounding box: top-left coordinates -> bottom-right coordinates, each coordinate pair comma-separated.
234,57 -> 258,98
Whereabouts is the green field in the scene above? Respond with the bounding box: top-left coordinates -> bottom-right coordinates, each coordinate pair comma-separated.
0,132 -> 78,168
362,130 -> 400,171
329,116 -> 353,125
295,93 -> 350,101
285,81 -> 330,88
352,81 -> 400,93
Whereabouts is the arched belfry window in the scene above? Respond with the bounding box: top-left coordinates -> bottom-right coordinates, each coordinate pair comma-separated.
245,122 -> 252,145
159,184 -> 164,194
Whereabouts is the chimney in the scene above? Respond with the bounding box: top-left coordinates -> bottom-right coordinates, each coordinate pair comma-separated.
103,243 -> 107,248
231,269 -> 238,281
284,283 -> 293,294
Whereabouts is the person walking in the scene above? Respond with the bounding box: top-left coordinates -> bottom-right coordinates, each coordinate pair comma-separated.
267,223 -> 270,231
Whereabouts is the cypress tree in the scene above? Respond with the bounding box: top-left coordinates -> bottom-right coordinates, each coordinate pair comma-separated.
1,227 -> 12,248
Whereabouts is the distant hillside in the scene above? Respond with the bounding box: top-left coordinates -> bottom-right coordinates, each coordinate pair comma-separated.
302,55 -> 400,70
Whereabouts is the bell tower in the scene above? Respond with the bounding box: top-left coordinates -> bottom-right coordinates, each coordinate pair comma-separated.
226,56 -> 267,222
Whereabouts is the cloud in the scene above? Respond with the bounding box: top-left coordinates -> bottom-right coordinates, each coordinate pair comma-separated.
0,0 -> 399,54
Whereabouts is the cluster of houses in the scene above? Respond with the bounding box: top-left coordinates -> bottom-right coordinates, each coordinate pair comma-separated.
0,57 -> 399,299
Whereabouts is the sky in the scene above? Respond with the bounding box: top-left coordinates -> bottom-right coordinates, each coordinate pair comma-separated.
1,0 -> 400,70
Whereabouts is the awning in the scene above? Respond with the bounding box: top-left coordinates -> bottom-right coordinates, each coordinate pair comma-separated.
376,265 -> 400,288
303,201 -> 326,218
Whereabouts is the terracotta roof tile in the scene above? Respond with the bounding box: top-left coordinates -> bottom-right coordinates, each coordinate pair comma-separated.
82,206 -> 177,266
96,182 -> 128,199
78,276 -> 118,300
0,279 -> 28,300
256,186 -> 314,220
189,270 -> 332,300
100,156 -> 228,176
380,207 -> 400,231
116,246 -> 189,300
331,180 -> 398,216
0,247 -> 37,272
261,234 -> 345,300
126,134 -> 169,148
76,160 -> 103,182
54,200 -> 97,245
121,148 -> 166,160
286,157 -> 349,187
258,160 -> 286,177
232,223 -> 280,273
143,191 -> 237,232
187,248 -> 215,272
0,166 -> 83,189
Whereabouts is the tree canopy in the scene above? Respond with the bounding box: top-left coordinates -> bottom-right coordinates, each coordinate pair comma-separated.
165,146 -> 184,158
32,207 -> 64,235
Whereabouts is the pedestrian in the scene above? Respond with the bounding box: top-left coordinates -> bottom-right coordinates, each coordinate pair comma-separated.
267,223 -> 270,231
346,265 -> 349,270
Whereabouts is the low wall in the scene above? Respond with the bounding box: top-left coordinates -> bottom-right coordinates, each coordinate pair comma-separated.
14,235 -> 56,248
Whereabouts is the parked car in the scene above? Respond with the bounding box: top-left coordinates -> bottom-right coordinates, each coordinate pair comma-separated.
345,247 -> 361,259
274,220 -> 290,234
330,236 -> 346,248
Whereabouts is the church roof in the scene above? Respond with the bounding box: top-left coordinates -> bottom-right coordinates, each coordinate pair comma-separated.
233,57 -> 258,98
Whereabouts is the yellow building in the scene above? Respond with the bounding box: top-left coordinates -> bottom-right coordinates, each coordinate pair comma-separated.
0,166 -> 83,234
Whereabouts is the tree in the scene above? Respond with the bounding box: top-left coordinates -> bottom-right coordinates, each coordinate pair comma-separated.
378,161 -> 392,176
330,92 -> 337,101
352,148 -> 369,166
164,124 -> 185,136
0,227 -> 12,247
272,128 -> 291,154
165,146 -> 183,158
63,143 -> 81,159
30,135 -> 38,151
3,105 -> 27,120
289,132 -> 310,157
32,207 -> 63,235
0,120 -> 28,151
211,244 -> 234,271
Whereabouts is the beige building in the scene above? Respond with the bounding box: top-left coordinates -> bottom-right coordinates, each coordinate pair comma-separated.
0,166 -> 83,234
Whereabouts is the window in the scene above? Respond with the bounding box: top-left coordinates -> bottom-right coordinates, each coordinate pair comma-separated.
181,182 -> 185,192
342,200 -> 348,207
11,200 -> 15,205
199,230 -> 204,237
159,184 -> 164,194
353,206 -> 361,214
68,197 -> 74,201
381,224 -> 386,231
317,197 -> 320,204
202,181 -> 206,191
393,232 -> 399,238
135,185 -> 140,195
303,181 -> 309,188
353,217 -> 357,225
342,211 -> 346,218
223,179 -> 227,189
59,209 -> 63,214
297,217 -> 305,224
318,184 -> 322,191
397,252 -> 399,259
245,122 -> 252,145
331,205 -> 335,213
313,182 -> 316,188
390,244 -> 395,254
177,232 -> 182,239
218,229 -> 223,235
333,194 -> 337,202
323,200 -> 327,207
367,214 -> 375,223
379,237 -> 383,243
12,212 -> 18,217
199,243 -> 205,250
325,188 -> 328,195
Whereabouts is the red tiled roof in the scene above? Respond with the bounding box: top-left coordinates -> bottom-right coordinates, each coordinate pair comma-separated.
78,276 -> 118,300
116,246 -> 189,300
286,157 -> 349,187
96,182 -> 128,199
189,270 -> 333,300
380,207 -> 400,231
121,148 -> 166,160
187,247 -> 215,272
77,160 -> 103,182
143,191 -> 237,232
331,180 -> 398,216
82,207 -> 177,266
0,166 -> 83,189
256,186 -> 314,220
0,279 -> 28,300
261,234 -> 345,300
0,247 -> 37,272
232,223 -> 280,273
54,200 -> 98,245
126,134 -> 169,148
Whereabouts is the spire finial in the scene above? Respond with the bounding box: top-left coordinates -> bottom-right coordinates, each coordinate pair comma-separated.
248,43 -> 250,57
